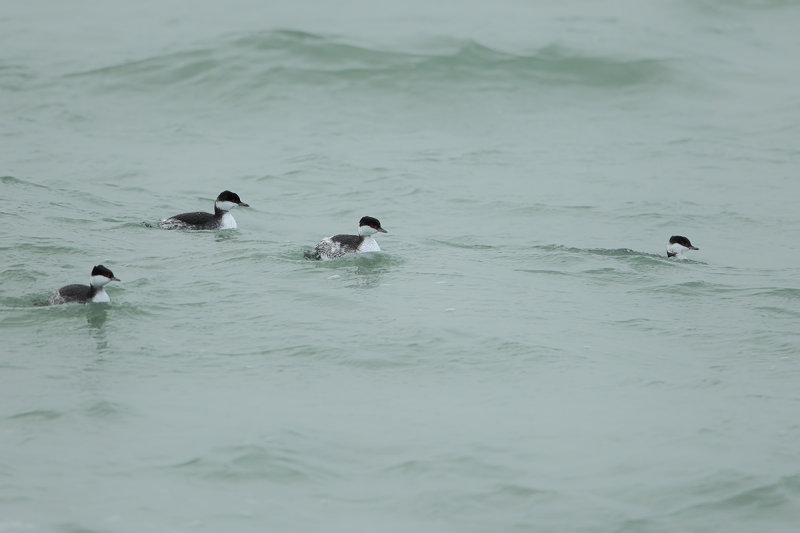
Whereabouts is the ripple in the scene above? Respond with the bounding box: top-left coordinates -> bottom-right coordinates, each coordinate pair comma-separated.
671,473 -> 800,517
8,409 -> 63,421
170,444 -> 320,482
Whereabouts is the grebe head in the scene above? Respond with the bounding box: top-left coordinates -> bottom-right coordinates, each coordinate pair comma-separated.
667,235 -> 699,258
90,264 -> 120,287
358,216 -> 387,236
215,190 -> 249,212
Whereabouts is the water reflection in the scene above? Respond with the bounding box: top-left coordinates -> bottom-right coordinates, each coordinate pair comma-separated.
318,253 -> 398,289
86,305 -> 110,353
352,262 -> 388,288
214,231 -> 237,243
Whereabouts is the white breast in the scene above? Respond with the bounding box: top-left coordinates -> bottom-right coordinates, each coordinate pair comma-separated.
358,236 -> 381,253
219,212 -> 237,230
91,288 -> 110,303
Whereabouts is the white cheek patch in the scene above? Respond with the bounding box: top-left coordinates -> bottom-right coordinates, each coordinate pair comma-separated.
216,200 -> 238,211
90,275 -> 111,287
359,226 -> 378,236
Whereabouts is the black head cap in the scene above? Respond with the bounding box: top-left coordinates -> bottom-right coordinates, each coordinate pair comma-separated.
91,264 -> 116,279
359,216 -> 387,233
216,190 -> 248,206
669,235 -> 697,249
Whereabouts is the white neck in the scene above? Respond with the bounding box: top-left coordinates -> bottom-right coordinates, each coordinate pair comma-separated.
219,212 -> 237,229
91,287 -> 110,303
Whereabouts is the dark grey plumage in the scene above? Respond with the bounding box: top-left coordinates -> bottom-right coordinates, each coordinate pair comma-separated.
312,234 -> 366,260
54,284 -> 97,303
162,211 -> 219,230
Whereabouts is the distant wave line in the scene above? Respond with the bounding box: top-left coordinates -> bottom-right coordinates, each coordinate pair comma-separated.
64,29 -> 674,91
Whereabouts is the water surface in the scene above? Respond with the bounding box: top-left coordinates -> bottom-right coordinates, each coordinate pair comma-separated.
2,1 -> 800,532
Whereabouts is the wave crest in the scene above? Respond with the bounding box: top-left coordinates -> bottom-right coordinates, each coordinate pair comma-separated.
67,30 -> 673,94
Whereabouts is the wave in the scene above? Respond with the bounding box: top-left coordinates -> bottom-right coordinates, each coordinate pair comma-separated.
0,175 -> 47,188
529,244 -> 672,266
660,473 -> 800,525
0,63 -> 37,92
65,29 -> 674,95
168,441 -> 332,482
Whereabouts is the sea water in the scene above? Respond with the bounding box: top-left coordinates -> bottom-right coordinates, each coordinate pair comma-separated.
2,1 -> 800,531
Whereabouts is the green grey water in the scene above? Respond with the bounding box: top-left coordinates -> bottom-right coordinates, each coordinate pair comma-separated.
3,1 -> 800,531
